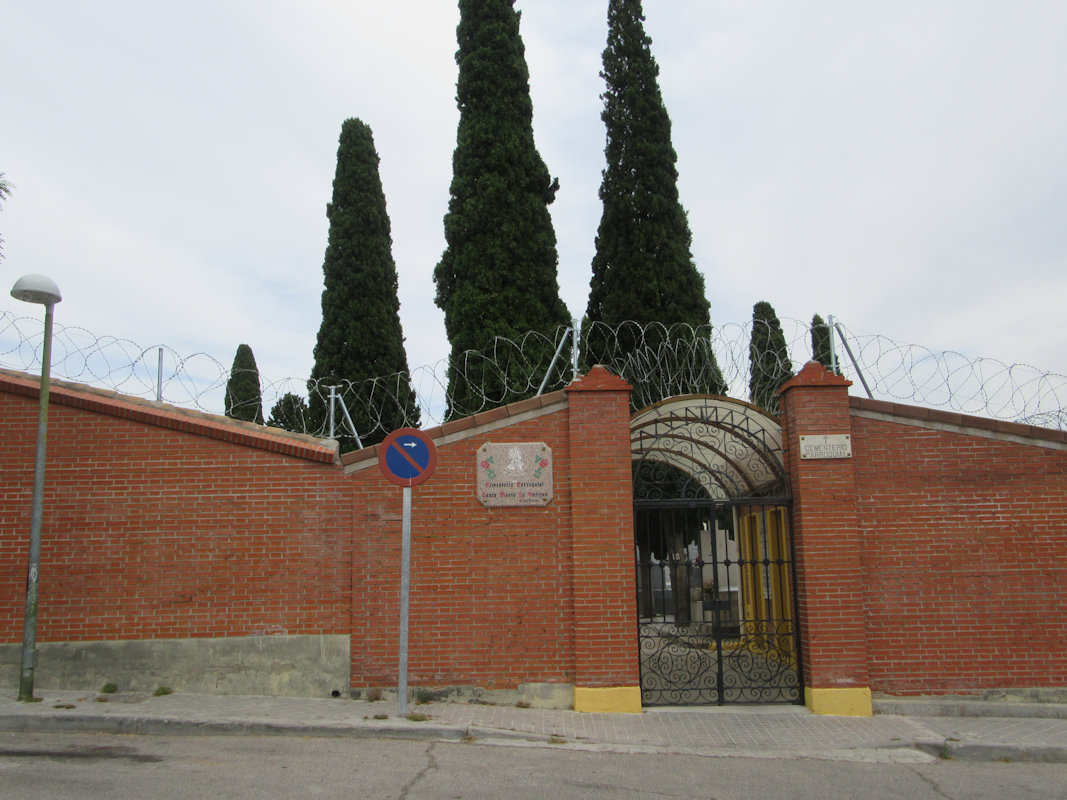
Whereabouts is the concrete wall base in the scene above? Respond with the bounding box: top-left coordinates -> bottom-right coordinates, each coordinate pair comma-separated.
805,686 -> 873,716
0,635 -> 350,698
573,686 -> 642,713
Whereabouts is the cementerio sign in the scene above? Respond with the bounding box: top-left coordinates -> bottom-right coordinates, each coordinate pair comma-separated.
476,442 -> 553,507
799,434 -> 852,460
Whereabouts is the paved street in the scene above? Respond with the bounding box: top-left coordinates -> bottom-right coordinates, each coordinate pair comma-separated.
3,690 -> 1066,764
2,688 -> 1067,799
2,731 -> 1066,800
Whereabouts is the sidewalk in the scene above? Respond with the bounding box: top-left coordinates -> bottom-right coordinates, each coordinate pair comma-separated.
1,689 -> 1065,764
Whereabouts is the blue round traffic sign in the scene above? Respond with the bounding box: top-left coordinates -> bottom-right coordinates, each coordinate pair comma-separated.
379,428 -> 437,487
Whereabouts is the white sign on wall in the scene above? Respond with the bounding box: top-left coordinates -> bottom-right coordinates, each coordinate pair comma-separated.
799,434 -> 852,460
476,442 -> 553,507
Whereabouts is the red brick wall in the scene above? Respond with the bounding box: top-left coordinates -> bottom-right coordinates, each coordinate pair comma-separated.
781,362 -> 1067,697
346,403 -> 575,690
1,372 -> 353,644
2,367 -> 639,698
779,364 -> 871,693
344,367 -> 639,693
9,360 -> 1064,701
851,401 -> 1067,694
566,367 -> 640,689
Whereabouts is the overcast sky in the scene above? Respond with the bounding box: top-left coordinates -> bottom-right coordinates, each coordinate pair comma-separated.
2,0 -> 1065,414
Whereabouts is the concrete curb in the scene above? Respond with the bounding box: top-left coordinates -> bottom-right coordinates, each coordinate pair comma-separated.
912,737 -> 1067,764
875,699 -> 1067,720
943,743 -> 1067,763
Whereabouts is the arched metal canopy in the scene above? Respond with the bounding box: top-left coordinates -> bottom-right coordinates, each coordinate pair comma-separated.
631,395 -> 787,502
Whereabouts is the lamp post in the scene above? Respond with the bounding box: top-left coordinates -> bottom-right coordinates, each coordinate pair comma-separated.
10,273 -> 62,701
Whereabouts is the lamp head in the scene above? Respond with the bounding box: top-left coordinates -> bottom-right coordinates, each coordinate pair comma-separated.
10,274 -> 62,306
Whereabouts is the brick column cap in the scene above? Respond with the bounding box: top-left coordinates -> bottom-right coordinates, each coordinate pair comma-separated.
565,365 -> 633,394
778,361 -> 852,394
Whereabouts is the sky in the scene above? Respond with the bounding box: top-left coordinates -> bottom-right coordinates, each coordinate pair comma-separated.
2,0 -> 1065,420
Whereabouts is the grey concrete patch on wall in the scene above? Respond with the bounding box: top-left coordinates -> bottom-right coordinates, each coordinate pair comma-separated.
351,682 -> 576,710
0,635 -> 350,698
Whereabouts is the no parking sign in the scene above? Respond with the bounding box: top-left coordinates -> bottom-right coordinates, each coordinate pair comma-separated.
378,427 -> 437,487
377,427 -> 436,715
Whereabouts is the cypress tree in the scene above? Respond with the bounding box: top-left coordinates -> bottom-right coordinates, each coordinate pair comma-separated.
811,314 -> 835,372
749,301 -> 793,414
309,118 -> 419,448
584,0 -> 725,402
434,0 -> 571,420
224,343 -> 264,424
267,392 -> 310,434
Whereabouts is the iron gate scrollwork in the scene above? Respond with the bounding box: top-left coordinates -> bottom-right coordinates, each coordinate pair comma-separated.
632,396 -> 801,706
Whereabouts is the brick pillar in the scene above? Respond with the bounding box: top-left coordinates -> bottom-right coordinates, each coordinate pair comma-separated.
565,366 -> 641,712
778,362 -> 872,715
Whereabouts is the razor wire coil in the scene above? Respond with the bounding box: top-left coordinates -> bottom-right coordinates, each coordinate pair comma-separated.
2,310 -> 1064,443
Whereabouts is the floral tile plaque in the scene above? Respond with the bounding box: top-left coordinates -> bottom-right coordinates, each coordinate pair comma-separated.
476,442 -> 553,507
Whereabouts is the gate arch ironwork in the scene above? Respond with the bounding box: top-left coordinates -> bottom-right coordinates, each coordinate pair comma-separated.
631,396 -> 801,706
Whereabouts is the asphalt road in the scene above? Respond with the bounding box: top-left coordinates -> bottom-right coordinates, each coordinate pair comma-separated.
2,731 -> 1066,800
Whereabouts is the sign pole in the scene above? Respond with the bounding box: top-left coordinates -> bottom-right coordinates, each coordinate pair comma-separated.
398,485 -> 412,716
378,427 -> 436,717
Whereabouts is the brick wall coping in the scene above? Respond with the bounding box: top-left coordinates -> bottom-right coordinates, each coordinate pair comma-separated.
564,364 -> 633,393
341,389 -> 568,473
850,395 -> 1067,450
778,360 -> 852,392
0,367 -> 339,464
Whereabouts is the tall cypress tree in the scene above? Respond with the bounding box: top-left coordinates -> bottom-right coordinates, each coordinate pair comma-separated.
434,0 -> 571,420
584,0 -> 725,402
810,314 -> 835,372
225,343 -> 264,424
749,301 -> 793,414
310,118 -> 419,448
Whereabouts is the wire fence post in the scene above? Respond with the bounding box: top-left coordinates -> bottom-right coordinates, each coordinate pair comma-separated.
827,315 -> 839,375
571,318 -> 580,380
327,385 -> 337,438
537,325 -> 573,396
833,322 -> 874,399
336,392 -> 364,450
325,384 -> 363,449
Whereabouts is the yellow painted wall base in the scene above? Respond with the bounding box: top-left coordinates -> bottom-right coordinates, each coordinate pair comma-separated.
574,686 -> 643,713
805,686 -> 873,716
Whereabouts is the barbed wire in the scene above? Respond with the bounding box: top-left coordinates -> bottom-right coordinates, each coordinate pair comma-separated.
2,310 -> 1064,445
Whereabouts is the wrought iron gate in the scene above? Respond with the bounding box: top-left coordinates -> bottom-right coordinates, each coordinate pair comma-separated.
631,396 -> 800,706
635,500 -> 799,705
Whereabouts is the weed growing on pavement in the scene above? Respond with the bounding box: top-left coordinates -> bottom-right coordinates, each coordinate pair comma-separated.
153,686 -> 173,696
100,682 -> 118,694
405,712 -> 430,722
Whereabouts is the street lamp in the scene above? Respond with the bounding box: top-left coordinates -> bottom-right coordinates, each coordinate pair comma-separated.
10,273 -> 62,701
